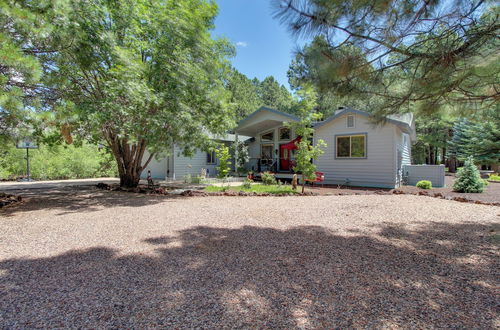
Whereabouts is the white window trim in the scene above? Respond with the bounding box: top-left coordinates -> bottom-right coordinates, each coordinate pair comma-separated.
347,115 -> 355,128
260,129 -> 275,142
278,127 -> 291,141
335,134 -> 367,159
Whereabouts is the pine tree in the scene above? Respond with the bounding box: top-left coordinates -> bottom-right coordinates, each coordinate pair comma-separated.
453,156 -> 486,193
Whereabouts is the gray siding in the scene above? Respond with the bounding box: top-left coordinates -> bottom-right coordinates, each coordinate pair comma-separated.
314,113 -> 397,188
172,145 -> 219,180
140,150 -> 171,180
403,165 -> 445,187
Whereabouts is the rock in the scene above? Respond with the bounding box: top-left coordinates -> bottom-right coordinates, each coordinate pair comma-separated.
96,182 -> 110,190
452,196 -> 469,203
418,191 -> 429,196
181,190 -> 194,197
434,192 -> 443,198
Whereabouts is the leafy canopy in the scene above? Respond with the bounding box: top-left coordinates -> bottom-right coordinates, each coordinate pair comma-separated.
274,0 -> 499,116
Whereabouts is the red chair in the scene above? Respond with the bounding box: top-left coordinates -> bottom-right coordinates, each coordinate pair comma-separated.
305,171 -> 325,187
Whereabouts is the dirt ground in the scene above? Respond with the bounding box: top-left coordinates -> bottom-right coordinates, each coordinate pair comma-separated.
0,187 -> 498,328
305,175 -> 500,204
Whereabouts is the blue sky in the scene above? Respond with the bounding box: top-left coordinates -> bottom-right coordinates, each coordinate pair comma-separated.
212,0 -> 304,90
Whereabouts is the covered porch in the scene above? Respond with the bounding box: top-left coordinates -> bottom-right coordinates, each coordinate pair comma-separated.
235,107 -> 300,175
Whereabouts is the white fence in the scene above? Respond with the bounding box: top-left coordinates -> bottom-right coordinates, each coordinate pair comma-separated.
403,165 -> 445,187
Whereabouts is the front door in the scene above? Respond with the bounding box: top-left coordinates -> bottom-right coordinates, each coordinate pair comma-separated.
280,144 -> 290,171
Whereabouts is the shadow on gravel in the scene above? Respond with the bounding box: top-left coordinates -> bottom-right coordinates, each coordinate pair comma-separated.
1,222 -> 498,328
0,186 -> 177,217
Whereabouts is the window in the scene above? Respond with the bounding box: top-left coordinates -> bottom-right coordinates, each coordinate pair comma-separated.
347,115 -> 355,128
206,150 -> 216,164
279,127 -> 290,140
261,144 -> 273,160
336,134 -> 366,158
261,131 -> 274,142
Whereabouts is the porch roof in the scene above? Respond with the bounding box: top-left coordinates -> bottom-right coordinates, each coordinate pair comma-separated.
235,106 -> 299,136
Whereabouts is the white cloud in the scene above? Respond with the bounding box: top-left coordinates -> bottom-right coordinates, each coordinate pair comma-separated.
236,41 -> 248,47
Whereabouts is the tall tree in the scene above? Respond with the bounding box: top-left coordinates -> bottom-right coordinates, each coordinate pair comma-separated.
0,0 -> 70,141
226,69 -> 262,120
47,0 -> 235,187
257,76 -> 295,112
273,0 -> 499,116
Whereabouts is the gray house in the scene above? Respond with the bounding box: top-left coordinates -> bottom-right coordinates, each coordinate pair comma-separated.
235,106 -> 416,188
143,106 -> 417,188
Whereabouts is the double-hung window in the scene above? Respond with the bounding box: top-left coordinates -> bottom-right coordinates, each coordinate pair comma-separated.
336,134 -> 366,158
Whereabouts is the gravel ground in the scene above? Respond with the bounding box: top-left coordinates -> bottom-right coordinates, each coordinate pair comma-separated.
1,188 -> 499,328
395,175 -> 500,204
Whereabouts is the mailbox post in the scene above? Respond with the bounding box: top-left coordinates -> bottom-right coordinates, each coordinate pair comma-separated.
16,139 -> 38,182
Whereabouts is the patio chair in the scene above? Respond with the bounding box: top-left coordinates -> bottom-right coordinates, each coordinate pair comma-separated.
305,171 -> 325,188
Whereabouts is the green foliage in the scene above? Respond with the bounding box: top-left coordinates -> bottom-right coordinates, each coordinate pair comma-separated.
276,0 -> 499,117
489,174 -> 500,182
215,145 -> 231,179
416,180 -> 432,189
261,171 -> 276,185
453,156 -> 486,193
242,178 -> 253,189
286,86 -> 326,191
205,183 -> 297,194
232,140 -> 250,175
256,76 -> 295,112
412,114 -> 454,165
0,143 -> 117,180
227,69 -> 263,119
449,118 -> 500,165
0,0 -> 71,139
33,0 -> 237,187
226,70 -> 297,120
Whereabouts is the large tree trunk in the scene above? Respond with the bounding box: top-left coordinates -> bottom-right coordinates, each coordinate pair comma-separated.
103,129 -> 154,188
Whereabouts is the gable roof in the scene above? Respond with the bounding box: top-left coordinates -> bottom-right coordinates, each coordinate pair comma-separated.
237,106 -> 299,127
314,107 -> 415,135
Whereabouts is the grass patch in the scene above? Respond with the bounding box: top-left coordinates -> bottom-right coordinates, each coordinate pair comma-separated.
488,174 -> 500,182
205,183 -> 298,194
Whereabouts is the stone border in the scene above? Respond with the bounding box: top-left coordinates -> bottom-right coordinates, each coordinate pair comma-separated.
0,192 -> 23,208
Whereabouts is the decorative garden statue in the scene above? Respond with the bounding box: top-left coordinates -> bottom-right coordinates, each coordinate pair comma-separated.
292,174 -> 298,191
147,170 -> 154,189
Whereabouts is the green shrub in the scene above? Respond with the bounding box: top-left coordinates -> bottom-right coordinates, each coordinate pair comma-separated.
416,180 -> 432,189
489,173 -> 500,182
242,178 -> 252,189
0,143 -> 117,180
453,156 -> 486,193
183,174 -> 192,183
215,145 -> 231,179
190,175 -> 204,184
261,171 -> 276,185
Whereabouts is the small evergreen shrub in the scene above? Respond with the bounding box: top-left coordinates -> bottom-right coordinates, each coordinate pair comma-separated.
416,180 -> 432,189
261,171 -> 276,185
453,156 -> 486,193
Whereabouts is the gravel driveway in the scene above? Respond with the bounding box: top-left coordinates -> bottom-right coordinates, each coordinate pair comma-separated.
1,189 -> 499,328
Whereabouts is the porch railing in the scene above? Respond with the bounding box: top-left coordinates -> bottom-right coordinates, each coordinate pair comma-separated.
246,157 -> 296,173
